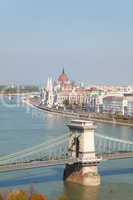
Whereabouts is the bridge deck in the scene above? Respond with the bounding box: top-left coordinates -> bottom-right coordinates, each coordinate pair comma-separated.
0,152 -> 133,173
0,159 -> 76,173
102,152 -> 133,161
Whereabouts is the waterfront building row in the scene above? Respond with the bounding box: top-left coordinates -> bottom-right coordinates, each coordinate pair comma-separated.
40,69 -> 133,117
102,95 -> 133,116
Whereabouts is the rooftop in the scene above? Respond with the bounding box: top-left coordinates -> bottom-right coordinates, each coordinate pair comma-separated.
58,68 -> 69,83
103,96 -> 124,101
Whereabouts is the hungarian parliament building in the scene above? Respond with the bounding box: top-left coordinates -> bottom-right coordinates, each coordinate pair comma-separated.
40,69 -> 133,116
41,68 -> 88,109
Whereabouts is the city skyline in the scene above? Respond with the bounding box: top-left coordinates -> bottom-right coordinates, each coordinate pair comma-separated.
0,0 -> 133,85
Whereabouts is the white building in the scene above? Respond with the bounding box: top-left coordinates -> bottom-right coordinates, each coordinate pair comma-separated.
124,94 -> 133,116
103,96 -> 125,115
57,88 -> 87,106
86,93 -> 105,113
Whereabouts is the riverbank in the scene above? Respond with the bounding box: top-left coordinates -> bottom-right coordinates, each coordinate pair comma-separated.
0,93 -> 36,96
28,100 -> 133,128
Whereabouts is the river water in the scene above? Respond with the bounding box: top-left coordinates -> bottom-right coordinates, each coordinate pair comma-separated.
0,98 -> 133,200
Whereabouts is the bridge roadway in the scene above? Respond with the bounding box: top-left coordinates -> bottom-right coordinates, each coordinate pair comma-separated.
0,158 -> 77,173
0,158 -> 102,173
0,152 -> 133,173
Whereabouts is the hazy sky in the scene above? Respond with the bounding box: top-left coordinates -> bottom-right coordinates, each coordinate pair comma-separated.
0,0 -> 133,85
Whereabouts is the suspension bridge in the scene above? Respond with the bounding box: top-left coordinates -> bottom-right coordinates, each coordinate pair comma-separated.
0,120 -> 133,175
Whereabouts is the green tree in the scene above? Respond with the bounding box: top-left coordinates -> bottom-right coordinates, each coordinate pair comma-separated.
63,99 -> 69,106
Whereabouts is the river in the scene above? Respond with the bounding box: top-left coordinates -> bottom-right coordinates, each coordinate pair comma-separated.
0,97 -> 133,200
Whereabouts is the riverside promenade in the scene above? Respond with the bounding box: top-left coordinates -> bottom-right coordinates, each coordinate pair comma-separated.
28,99 -> 133,128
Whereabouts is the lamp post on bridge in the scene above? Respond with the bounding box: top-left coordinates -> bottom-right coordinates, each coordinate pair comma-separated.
63,119 -> 101,186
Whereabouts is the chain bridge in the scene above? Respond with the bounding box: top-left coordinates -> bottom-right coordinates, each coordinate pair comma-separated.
0,120 -> 133,174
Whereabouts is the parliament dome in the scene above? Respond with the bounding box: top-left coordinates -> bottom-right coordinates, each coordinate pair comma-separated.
58,68 -> 69,83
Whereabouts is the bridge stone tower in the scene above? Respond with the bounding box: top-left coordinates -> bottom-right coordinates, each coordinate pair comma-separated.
64,119 -> 101,186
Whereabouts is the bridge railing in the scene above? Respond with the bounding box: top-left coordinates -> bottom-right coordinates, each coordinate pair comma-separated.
0,133 -> 70,165
95,133 -> 133,157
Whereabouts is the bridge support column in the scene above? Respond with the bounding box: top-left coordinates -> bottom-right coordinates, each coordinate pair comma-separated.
64,120 -> 101,186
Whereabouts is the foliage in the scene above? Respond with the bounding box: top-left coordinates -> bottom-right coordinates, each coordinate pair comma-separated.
0,190 -> 48,200
63,99 -> 69,106
114,112 -> 123,119
0,194 -> 3,200
7,190 -> 29,200
31,194 -> 47,200
0,189 -> 70,200
57,196 -> 68,200
0,85 -> 39,94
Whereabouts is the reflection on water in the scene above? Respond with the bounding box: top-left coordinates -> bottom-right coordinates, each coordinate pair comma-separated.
100,183 -> 133,200
63,182 -> 100,200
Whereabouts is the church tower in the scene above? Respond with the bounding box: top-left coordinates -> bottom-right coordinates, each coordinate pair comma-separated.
47,77 -> 54,108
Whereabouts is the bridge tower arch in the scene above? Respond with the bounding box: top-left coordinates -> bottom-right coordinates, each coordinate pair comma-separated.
64,119 -> 101,186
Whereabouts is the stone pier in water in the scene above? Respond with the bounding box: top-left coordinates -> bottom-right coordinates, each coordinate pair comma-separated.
64,119 -> 101,186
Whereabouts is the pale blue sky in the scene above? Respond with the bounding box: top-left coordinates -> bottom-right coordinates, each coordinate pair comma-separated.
0,0 -> 133,85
